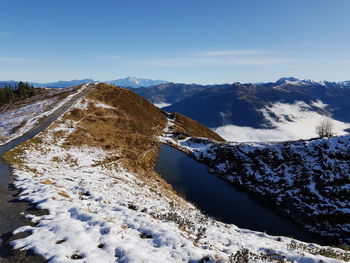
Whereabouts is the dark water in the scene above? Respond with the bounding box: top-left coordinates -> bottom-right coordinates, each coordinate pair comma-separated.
155,144 -> 322,244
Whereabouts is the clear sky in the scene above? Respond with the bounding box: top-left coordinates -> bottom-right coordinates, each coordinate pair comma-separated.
1,0 -> 349,84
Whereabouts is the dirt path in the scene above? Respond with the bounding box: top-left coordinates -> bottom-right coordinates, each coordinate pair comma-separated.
0,84 -> 94,263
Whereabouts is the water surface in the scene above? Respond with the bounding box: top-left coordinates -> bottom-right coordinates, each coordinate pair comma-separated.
155,144 -> 323,244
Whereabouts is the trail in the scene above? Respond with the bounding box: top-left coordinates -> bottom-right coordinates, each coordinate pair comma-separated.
0,83 -> 94,262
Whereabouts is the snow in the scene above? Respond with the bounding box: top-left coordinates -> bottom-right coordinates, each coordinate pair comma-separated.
214,101 -> 350,142
154,102 -> 172,109
162,114 -> 350,245
0,84 -> 90,145
7,101 -> 348,262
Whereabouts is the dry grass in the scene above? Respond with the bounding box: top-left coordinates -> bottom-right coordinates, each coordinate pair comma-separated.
4,136 -> 44,165
5,83 -> 206,208
0,86 -> 80,113
59,83 -> 191,205
57,189 -> 70,199
40,179 -> 54,185
172,113 -> 225,142
63,83 -> 167,176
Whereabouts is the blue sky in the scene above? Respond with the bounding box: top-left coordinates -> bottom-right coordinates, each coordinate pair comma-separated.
1,0 -> 349,84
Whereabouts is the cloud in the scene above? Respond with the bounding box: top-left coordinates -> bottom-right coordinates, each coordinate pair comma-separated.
139,51 -> 292,67
214,101 -> 350,142
198,50 -> 260,56
103,49 -> 294,68
139,57 -> 292,67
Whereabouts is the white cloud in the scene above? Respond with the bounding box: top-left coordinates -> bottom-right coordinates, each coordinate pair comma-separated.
103,50 -> 293,68
139,52 -> 291,68
198,50 -> 260,56
214,101 -> 350,142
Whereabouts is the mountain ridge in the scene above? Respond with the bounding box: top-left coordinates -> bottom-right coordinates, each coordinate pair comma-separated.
0,77 -> 168,89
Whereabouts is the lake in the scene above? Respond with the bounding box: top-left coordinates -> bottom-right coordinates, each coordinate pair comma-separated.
155,144 -> 325,244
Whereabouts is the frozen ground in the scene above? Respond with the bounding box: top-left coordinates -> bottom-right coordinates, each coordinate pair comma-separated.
6,99 -> 349,262
0,85 -> 89,145
214,100 -> 350,142
163,115 -> 350,246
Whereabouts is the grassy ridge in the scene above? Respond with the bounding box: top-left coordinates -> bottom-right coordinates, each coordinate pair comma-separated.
172,112 -> 225,142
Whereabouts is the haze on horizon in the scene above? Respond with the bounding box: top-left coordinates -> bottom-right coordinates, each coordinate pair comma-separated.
1,0 -> 349,84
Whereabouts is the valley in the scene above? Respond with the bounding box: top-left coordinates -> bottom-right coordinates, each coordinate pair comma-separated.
0,83 -> 349,262
132,78 -> 350,142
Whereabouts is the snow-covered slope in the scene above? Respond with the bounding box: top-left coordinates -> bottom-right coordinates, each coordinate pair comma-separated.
5,84 -> 349,262
106,77 -> 168,88
162,116 -> 350,246
0,85 -> 89,145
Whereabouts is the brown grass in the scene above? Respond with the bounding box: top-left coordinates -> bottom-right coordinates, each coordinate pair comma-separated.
172,112 -> 225,142
63,83 -> 167,176
57,190 -> 70,199
41,179 -> 54,185
4,136 -> 44,165
5,83 -> 209,208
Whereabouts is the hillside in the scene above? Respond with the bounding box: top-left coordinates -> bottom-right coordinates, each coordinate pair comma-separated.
162,128 -> 350,246
163,79 -> 350,142
130,83 -> 230,106
0,85 -> 86,145
2,83 -> 348,262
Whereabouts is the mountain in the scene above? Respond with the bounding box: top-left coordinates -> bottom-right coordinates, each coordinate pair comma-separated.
164,133 -> 350,246
30,79 -> 94,88
0,80 -> 22,88
163,79 -> 350,142
3,83 -> 347,262
0,77 -> 168,89
0,79 -> 94,89
275,76 -> 301,85
106,77 -> 168,88
129,83 -> 231,108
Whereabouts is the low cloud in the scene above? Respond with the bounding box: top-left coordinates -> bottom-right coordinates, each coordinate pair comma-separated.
137,50 -> 292,67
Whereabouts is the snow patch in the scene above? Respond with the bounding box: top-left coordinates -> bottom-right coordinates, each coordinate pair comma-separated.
0,84 -> 90,145
8,110 -> 347,262
154,102 -> 172,108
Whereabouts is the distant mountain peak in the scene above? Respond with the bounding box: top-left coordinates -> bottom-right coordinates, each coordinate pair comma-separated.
275,77 -> 300,85
106,77 -> 168,88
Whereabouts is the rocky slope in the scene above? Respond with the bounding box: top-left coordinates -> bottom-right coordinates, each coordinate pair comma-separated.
164,80 -> 350,127
163,126 -> 350,246
130,83 -> 230,105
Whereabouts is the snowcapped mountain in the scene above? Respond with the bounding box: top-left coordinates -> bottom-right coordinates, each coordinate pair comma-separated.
2,83 -> 348,262
30,79 -> 94,88
161,79 -> 350,142
0,77 -> 168,89
274,77 -> 301,85
106,77 -> 168,88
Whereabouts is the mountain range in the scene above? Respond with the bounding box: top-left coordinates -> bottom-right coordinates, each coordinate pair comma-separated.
2,76 -> 350,142
131,77 -> 350,142
0,77 -> 168,89
1,83 -> 349,261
